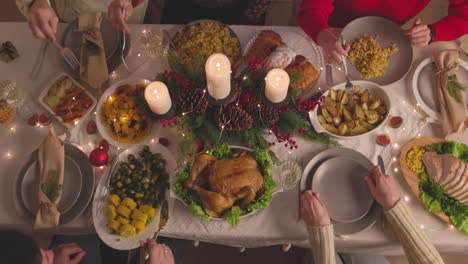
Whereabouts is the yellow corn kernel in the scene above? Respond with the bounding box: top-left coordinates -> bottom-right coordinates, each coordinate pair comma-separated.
108,219 -> 120,232
131,209 -> 148,223
105,205 -> 117,220
107,194 -> 120,207
117,205 -> 131,218
117,216 -> 130,225
119,224 -> 136,237
140,205 -> 156,218
132,219 -> 146,233
122,197 -> 137,210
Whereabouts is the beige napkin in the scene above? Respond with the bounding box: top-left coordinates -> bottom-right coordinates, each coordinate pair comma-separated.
78,12 -> 109,94
34,128 -> 65,229
433,49 -> 468,138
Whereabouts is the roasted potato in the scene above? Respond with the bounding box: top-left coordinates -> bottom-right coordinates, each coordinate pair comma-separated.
318,86 -> 387,136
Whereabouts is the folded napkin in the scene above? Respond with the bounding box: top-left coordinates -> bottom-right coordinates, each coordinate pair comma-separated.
34,128 -> 65,229
78,12 -> 108,94
433,49 -> 468,138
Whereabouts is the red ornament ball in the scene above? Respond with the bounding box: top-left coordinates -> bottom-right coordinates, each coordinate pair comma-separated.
89,147 -> 108,167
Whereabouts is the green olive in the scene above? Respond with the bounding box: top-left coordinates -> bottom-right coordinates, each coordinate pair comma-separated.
142,177 -> 150,184
143,183 -> 149,190
125,178 -> 132,184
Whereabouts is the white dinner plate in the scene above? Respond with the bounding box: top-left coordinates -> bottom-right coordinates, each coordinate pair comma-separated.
312,156 -> 374,223
301,147 -> 381,235
93,143 -> 176,250
96,77 -> 156,149
412,58 -> 468,121
21,155 -> 82,215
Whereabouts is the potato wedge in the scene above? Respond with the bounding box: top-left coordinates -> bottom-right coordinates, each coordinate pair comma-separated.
350,125 -> 368,136
353,85 -> 361,93
369,99 -> 381,110
322,108 -> 333,123
329,89 -> 337,101
362,102 -> 368,111
333,115 -> 341,126
323,124 -> 338,134
338,123 -> 348,136
359,120 -> 374,130
343,108 -> 353,121
353,105 -> 365,120
337,90 -> 345,103
360,90 -> 369,103
346,120 -> 356,129
317,114 -> 326,125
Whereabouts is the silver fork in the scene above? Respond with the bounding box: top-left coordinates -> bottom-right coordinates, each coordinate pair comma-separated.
53,40 -> 80,70
121,9 -> 129,70
338,35 -> 353,100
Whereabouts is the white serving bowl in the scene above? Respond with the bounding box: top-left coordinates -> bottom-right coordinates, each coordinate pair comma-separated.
96,77 -> 156,149
309,80 -> 392,139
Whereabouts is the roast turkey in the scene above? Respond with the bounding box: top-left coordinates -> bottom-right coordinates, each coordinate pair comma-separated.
184,152 -> 264,217
422,152 -> 468,205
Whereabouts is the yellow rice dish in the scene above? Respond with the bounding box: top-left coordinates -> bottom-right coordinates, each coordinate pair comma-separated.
348,35 -> 398,79
174,22 -> 240,65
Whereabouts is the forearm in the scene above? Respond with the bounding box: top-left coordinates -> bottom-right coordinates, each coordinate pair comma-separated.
431,0 -> 468,42
297,0 -> 334,42
306,225 -> 336,264
16,0 -> 51,17
385,200 -> 444,264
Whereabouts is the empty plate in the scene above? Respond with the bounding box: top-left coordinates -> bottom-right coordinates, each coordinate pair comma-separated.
21,155 -> 82,215
412,58 -> 468,121
312,156 -> 374,222
301,147 -> 381,235
341,16 -> 413,86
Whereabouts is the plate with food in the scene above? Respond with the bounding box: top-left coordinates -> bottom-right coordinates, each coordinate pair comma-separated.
61,13 -> 130,74
93,144 -> 176,250
39,73 -> 96,128
243,29 -> 323,99
309,80 -> 391,138
96,78 -> 155,148
341,16 -> 413,86
13,143 -> 95,228
400,138 -> 468,234
173,144 -> 277,227
172,19 -> 241,67
300,147 -> 381,235
412,58 -> 468,121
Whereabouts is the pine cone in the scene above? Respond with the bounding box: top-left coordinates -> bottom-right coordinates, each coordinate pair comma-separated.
215,105 -> 253,131
245,96 -> 280,125
177,88 -> 208,115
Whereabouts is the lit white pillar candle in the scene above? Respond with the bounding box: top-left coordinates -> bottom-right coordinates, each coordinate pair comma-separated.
144,81 -> 172,115
265,68 -> 290,103
205,53 -> 231,100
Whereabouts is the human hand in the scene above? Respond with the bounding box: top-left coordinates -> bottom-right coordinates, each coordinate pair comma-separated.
404,19 -> 431,46
365,166 -> 400,210
139,239 -> 174,264
316,29 -> 350,64
108,0 -> 133,33
301,191 -> 331,226
52,243 -> 86,264
27,0 -> 58,41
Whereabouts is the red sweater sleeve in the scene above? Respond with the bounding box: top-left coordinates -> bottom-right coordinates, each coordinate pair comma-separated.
297,0 -> 335,42
431,0 -> 468,42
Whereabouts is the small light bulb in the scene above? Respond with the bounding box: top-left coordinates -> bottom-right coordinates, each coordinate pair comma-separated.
392,157 -> 397,162
138,53 -> 141,57
394,167 -> 399,173
151,139 -> 155,143
74,120 -> 79,125
404,196 -> 410,202
420,224 -> 425,229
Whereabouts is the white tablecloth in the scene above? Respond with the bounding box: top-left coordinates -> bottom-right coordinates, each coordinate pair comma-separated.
0,22 -> 467,255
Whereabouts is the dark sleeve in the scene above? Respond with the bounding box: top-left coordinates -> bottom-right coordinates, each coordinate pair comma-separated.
297,0 -> 335,42
244,0 -> 273,24
431,0 -> 468,42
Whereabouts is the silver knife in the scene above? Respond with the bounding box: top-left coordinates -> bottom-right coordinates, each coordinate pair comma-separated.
30,41 -> 49,80
377,155 -> 385,173
144,200 -> 169,259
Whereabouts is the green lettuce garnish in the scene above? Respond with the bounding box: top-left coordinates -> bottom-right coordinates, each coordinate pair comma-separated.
420,142 -> 468,234
173,144 -> 275,227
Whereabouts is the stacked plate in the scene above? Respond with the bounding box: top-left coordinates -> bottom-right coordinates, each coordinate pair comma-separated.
61,13 -> 131,76
300,148 -> 381,235
14,144 -> 95,228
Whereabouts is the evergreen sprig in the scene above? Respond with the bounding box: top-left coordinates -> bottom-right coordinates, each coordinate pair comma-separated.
41,170 -> 62,203
447,75 -> 467,104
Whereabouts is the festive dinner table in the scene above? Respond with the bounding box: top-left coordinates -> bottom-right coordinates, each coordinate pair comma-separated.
0,22 -> 467,255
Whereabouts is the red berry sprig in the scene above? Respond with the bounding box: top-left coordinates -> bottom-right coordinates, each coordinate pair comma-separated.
268,125 -> 299,150
161,70 -> 197,90
246,59 -> 266,72
157,117 -> 179,128
295,96 -> 325,112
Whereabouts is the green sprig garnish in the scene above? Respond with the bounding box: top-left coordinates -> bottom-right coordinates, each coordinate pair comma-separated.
40,170 -> 62,203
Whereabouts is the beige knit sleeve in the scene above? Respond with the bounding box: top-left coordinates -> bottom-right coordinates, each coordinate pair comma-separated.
385,200 -> 445,264
15,0 -> 51,17
306,225 -> 336,264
